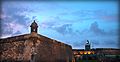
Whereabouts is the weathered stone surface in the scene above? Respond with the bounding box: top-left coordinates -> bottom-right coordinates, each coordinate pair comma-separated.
0,33 -> 72,62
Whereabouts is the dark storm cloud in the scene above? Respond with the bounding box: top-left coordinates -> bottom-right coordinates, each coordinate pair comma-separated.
89,21 -> 118,36
90,21 -> 106,35
2,7 -> 30,26
1,3 -> 31,37
53,24 -> 73,35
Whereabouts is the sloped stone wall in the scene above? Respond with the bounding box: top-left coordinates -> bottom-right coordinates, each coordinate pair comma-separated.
0,34 -> 73,62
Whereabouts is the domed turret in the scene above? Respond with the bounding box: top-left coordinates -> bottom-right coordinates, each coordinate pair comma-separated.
85,40 -> 91,50
30,20 -> 38,33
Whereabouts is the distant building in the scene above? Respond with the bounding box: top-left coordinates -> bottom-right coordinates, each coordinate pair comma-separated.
72,40 -> 120,62
0,20 -> 73,62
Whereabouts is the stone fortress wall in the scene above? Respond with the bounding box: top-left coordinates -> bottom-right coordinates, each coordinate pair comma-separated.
0,33 -> 73,62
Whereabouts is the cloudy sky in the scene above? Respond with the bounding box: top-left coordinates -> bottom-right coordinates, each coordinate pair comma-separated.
0,0 -> 119,49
